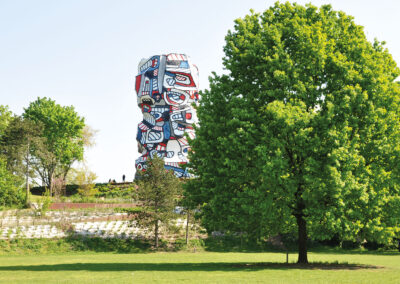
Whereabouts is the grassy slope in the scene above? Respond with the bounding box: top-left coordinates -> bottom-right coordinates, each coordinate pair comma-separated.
0,251 -> 399,283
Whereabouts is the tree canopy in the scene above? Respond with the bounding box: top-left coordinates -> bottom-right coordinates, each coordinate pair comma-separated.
23,97 -> 86,191
185,2 -> 400,263
1,116 -> 43,176
0,106 -> 12,134
0,107 -> 39,207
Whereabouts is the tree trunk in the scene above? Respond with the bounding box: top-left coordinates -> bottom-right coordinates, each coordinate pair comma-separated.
296,214 -> 308,264
185,209 -> 190,245
25,142 -> 30,207
155,219 -> 159,248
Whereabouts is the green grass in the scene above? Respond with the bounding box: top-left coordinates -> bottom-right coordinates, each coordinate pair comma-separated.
0,250 -> 399,283
29,193 -> 135,204
28,194 -> 48,203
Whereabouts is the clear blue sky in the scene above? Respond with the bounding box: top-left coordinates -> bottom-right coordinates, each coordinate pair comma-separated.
1,0 -> 399,182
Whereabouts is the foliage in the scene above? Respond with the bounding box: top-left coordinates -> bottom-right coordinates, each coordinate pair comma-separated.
0,158 -> 25,208
185,2 -> 400,264
30,184 -> 79,196
136,156 -> 182,248
0,105 -> 13,140
95,184 -> 137,199
0,237 -> 150,255
68,165 -> 98,200
0,115 -> 45,205
31,183 -> 137,202
23,97 -> 86,191
39,188 -> 52,215
0,116 -> 44,177
81,125 -> 98,148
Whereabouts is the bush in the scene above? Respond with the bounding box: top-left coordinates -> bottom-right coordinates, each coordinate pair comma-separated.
0,237 -> 151,255
31,184 -> 79,196
39,188 -> 52,215
96,184 -> 137,199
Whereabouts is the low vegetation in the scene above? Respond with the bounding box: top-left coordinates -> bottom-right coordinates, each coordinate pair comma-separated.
0,249 -> 399,283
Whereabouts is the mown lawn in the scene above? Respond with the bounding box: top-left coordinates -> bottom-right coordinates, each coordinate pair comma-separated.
0,251 -> 399,283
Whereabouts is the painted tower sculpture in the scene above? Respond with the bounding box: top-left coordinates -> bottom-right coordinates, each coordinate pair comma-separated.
135,54 -> 199,178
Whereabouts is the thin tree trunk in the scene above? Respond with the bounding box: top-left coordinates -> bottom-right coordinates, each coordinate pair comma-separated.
155,219 -> 159,248
50,171 -> 54,196
185,209 -> 190,245
296,214 -> 308,264
25,142 -> 30,207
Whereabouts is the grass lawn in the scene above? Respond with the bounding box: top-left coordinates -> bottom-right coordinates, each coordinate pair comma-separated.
0,250 -> 399,283
29,194 -> 50,203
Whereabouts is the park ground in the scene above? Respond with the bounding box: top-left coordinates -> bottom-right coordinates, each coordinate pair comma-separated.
0,250 -> 399,283
1,190 -> 399,283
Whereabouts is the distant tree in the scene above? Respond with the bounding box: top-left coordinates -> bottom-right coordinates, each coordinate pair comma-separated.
185,3 -> 400,263
23,97 -> 86,193
1,116 -> 44,205
137,156 -> 181,248
68,165 -> 98,200
0,158 -> 24,208
0,105 -> 13,139
81,125 -> 98,148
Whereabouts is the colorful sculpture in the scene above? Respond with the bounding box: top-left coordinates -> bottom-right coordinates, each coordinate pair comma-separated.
135,54 -> 199,178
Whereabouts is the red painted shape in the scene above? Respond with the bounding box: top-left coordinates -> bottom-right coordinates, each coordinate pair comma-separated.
141,104 -> 151,113
135,75 -> 142,93
185,113 -> 192,120
169,72 -> 196,87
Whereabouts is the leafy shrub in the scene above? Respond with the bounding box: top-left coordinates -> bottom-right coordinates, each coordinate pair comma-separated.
96,184 -> 137,199
0,237 -> 151,255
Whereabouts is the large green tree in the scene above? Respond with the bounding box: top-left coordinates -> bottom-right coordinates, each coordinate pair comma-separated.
23,97 -> 86,192
185,2 -> 400,263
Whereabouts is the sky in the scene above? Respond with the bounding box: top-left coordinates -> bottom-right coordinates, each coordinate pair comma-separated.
1,0 -> 399,183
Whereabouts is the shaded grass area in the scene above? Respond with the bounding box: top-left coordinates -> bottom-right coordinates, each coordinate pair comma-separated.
0,252 -> 398,284
202,235 -> 400,255
0,261 -> 381,272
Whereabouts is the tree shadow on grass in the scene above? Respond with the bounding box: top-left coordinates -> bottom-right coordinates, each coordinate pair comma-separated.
0,262 -> 382,272
202,238 -> 400,256
308,247 -> 400,256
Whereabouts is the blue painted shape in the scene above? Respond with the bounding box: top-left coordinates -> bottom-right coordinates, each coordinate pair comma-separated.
163,122 -> 171,140
165,165 -> 185,174
136,127 -> 142,140
179,61 -> 189,69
